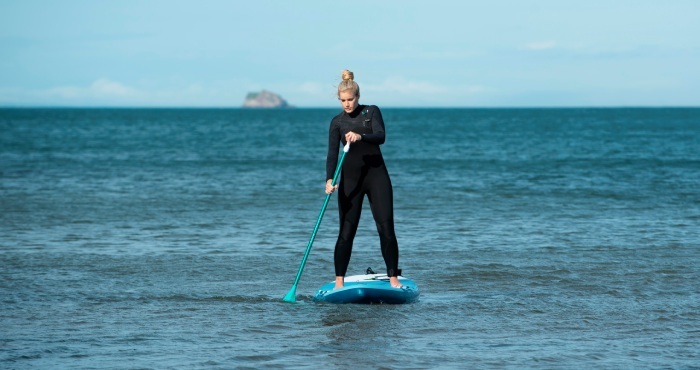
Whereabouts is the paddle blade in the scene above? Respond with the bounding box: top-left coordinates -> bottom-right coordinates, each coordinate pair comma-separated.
282,286 -> 297,303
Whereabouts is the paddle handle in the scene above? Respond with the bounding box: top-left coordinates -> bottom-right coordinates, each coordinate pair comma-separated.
283,142 -> 350,302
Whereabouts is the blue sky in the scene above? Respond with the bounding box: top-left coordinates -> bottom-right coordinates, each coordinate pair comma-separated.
1,0 -> 698,107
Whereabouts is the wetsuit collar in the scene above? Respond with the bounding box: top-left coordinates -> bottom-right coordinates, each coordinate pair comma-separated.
344,104 -> 365,118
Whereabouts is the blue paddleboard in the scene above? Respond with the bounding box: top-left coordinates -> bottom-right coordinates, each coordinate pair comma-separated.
313,273 -> 420,304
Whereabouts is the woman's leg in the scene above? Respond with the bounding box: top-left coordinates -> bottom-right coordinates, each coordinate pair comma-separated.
333,180 -> 364,288
367,171 -> 401,286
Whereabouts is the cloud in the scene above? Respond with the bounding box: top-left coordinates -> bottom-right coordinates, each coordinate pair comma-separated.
298,81 -> 325,95
46,86 -> 83,99
90,78 -> 136,96
1,77 -> 494,108
47,78 -> 141,100
36,79 -> 233,106
365,76 -> 447,95
365,76 -> 489,97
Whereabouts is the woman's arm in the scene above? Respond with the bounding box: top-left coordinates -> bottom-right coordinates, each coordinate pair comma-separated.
360,105 -> 386,145
326,119 -> 341,181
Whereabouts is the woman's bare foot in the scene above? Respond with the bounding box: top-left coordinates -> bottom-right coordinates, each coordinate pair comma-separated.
334,276 -> 344,289
390,276 -> 403,288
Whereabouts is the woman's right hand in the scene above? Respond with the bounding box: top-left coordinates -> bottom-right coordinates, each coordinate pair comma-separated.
325,179 -> 338,194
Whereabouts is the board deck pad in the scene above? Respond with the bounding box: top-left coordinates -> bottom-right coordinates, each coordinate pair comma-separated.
313,273 -> 420,304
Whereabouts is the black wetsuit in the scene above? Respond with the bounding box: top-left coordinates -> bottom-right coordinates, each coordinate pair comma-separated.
326,104 -> 399,277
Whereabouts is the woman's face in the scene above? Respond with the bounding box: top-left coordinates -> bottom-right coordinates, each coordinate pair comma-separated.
338,90 -> 359,113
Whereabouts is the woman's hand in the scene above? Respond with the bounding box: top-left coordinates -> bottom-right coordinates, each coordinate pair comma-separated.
345,131 -> 362,143
325,179 -> 338,194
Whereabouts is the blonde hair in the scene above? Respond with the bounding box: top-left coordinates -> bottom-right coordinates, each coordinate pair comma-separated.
337,69 -> 360,98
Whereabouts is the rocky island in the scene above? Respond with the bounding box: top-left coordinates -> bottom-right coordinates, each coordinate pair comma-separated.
242,90 -> 291,108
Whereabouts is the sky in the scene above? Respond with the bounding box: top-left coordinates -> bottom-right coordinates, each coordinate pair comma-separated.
1,0 -> 699,108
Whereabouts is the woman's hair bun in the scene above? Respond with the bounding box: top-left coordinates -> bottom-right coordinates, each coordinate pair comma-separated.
341,70 -> 354,81
337,69 -> 359,97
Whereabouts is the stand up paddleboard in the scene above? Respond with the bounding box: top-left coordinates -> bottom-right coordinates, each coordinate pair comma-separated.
313,270 -> 420,304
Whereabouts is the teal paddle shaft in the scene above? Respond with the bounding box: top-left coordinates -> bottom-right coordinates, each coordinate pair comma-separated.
283,142 -> 350,303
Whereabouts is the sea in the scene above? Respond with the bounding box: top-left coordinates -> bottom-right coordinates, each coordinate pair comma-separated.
1,107 -> 699,369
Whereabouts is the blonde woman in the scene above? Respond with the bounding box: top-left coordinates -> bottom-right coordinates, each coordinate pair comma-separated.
325,70 -> 402,289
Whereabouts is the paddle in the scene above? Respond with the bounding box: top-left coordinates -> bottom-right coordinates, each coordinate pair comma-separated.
283,141 -> 351,303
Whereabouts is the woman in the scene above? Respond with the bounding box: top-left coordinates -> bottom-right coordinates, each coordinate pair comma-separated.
325,70 -> 402,289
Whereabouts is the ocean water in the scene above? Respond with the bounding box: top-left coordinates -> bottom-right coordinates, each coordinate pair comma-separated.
1,108 -> 699,369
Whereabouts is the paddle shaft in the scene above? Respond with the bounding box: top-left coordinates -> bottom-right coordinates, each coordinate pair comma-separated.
283,143 -> 349,301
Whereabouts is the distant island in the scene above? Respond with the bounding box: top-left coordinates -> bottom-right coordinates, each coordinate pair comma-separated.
242,90 -> 291,108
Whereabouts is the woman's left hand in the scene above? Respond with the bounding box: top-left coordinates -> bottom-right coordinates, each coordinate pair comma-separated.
345,132 -> 362,143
